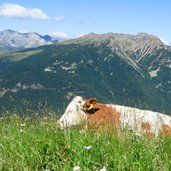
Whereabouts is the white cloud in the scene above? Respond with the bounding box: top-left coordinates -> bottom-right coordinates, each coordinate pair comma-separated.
0,3 -> 50,20
49,31 -> 70,41
54,15 -> 65,21
77,34 -> 85,37
19,30 -> 30,33
160,37 -> 170,46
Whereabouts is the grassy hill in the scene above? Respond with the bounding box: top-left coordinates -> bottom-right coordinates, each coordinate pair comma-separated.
0,115 -> 171,170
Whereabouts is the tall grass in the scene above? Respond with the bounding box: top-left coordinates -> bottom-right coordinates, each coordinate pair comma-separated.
0,115 -> 171,170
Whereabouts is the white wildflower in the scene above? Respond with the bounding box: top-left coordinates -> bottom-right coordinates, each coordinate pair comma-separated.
0,117 -> 4,121
20,123 -> 26,127
107,141 -> 110,146
100,166 -> 107,171
135,133 -> 141,137
20,129 -> 24,133
73,166 -> 80,171
123,155 -> 127,159
43,117 -> 47,120
84,146 -> 92,150
79,130 -> 85,134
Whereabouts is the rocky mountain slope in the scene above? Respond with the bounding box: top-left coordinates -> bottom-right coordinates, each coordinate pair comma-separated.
0,30 -> 58,51
0,33 -> 171,115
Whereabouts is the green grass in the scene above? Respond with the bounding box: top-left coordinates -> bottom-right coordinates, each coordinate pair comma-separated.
0,115 -> 171,171
0,49 -> 43,62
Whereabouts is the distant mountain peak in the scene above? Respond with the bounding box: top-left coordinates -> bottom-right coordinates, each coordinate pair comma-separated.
0,30 -> 59,51
136,32 -> 150,37
3,29 -> 17,33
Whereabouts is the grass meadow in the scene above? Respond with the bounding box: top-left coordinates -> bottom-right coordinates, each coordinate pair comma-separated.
0,114 -> 171,171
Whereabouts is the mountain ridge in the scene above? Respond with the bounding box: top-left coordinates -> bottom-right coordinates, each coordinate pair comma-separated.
0,32 -> 171,115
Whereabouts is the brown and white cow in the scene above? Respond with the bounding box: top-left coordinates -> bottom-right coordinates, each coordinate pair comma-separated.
58,96 -> 171,136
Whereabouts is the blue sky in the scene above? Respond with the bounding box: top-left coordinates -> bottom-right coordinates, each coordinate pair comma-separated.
0,0 -> 171,43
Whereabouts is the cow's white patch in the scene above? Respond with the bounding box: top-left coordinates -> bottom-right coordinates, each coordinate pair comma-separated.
59,96 -> 86,128
113,105 -> 171,136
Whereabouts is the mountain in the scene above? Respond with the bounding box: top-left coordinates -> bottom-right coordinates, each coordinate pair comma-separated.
42,35 -> 59,43
0,32 -> 171,115
0,30 -> 58,51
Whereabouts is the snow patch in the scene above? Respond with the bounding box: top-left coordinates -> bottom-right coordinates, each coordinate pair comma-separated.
61,63 -> 77,71
155,82 -> 163,89
44,67 -> 52,72
53,60 -> 63,65
160,38 -> 171,46
149,67 -> 160,77
0,83 -> 44,98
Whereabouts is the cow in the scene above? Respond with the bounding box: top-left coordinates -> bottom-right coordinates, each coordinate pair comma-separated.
58,96 -> 171,136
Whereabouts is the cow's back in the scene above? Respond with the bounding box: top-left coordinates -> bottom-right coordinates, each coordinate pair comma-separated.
112,105 -> 171,136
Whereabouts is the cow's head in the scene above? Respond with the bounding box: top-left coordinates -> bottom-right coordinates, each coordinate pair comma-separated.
58,96 -> 101,128
58,96 -> 86,128
83,98 -> 97,110
82,98 -> 100,114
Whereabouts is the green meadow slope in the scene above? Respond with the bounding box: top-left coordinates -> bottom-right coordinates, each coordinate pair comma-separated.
0,115 -> 171,170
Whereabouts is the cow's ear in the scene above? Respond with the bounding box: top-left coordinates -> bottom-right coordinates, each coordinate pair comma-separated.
89,98 -> 97,104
